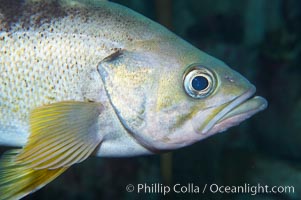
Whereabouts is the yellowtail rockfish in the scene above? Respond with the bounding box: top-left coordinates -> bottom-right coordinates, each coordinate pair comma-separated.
0,0 -> 268,199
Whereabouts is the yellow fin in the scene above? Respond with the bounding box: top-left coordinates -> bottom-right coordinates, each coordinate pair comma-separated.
0,101 -> 103,199
17,101 -> 103,169
0,150 -> 68,200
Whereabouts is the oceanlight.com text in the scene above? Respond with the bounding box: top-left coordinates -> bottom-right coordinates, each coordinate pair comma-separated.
125,183 -> 295,196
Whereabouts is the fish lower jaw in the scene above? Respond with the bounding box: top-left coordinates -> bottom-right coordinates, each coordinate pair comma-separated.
207,96 -> 267,134
201,87 -> 268,135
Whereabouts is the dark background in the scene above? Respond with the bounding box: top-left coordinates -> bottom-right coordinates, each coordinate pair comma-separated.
2,0 -> 301,199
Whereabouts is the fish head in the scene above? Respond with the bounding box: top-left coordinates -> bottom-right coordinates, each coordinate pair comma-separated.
98,27 -> 267,152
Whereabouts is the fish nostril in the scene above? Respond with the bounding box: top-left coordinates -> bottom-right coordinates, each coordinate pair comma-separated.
225,75 -> 235,83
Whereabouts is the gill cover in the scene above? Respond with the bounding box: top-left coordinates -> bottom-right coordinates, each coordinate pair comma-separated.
98,50 -> 157,136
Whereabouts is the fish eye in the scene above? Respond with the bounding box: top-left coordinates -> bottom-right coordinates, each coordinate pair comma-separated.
183,65 -> 216,99
191,75 -> 209,91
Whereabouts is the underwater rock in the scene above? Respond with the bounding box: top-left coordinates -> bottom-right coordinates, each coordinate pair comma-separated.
220,147 -> 301,200
243,154 -> 300,200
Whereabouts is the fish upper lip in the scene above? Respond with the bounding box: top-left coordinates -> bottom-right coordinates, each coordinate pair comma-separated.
201,86 -> 257,134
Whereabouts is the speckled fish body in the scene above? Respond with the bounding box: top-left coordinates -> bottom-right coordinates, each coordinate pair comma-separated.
0,0 -> 267,199
0,0 -> 162,156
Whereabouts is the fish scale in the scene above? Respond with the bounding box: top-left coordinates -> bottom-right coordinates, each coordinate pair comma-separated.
1,32 -> 98,128
0,0 -> 267,199
0,1 -> 126,147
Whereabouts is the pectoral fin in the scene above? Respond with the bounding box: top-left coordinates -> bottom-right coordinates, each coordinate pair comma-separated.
0,150 -> 68,200
0,101 -> 103,200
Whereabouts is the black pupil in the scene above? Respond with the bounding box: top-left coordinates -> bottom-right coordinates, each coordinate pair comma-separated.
191,76 -> 209,91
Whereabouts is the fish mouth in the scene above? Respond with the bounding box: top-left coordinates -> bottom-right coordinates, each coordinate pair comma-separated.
201,86 -> 268,134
